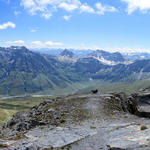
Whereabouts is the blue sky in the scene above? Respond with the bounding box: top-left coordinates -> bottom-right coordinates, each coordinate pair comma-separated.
1,0 -> 150,52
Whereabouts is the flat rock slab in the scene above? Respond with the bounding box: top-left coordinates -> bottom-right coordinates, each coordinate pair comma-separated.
108,123 -> 150,149
25,126 -> 97,148
3,122 -> 150,150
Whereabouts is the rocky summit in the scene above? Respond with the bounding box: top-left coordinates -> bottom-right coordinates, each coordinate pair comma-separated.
1,89 -> 150,149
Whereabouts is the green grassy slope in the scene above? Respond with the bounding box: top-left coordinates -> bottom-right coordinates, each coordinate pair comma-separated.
0,96 -> 59,125
76,79 -> 150,94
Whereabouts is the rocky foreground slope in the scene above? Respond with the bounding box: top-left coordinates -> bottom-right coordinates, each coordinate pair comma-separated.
1,89 -> 150,149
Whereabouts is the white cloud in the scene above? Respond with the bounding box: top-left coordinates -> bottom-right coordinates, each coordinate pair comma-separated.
30,27 -> 39,33
6,40 -> 25,45
21,0 -> 80,18
63,15 -> 71,21
42,13 -> 52,19
21,0 -> 35,8
30,29 -> 36,32
21,0 -> 117,19
14,11 -> 21,16
121,0 -> 150,14
80,4 -> 95,13
96,2 -> 117,15
45,41 -> 62,46
0,22 -> 16,30
31,41 -> 63,48
21,0 -> 45,15
59,2 -> 79,11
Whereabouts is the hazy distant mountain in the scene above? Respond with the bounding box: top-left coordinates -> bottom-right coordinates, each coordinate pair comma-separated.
56,49 -> 127,66
123,52 -> 150,61
60,49 -> 74,58
57,49 -> 78,63
88,50 -> 125,61
32,48 -> 150,63
31,48 -> 93,57
87,50 -> 126,65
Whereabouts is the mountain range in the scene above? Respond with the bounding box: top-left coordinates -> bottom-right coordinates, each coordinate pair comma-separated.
31,48 -> 150,61
1,46 -> 150,95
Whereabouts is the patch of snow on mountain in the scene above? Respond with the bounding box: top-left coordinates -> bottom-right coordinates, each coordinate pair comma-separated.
93,56 -> 133,66
141,56 -> 145,59
94,56 -> 119,65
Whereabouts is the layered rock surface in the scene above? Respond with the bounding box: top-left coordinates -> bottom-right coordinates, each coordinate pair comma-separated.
1,89 -> 150,149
